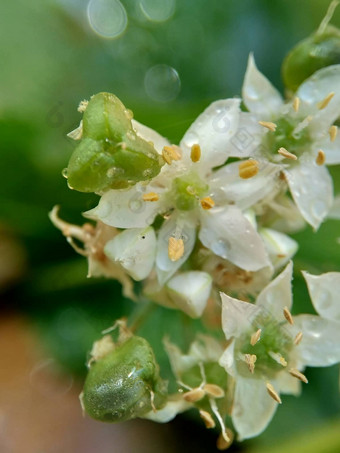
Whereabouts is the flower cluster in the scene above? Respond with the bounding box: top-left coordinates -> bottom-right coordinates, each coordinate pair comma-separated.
51,6 -> 340,447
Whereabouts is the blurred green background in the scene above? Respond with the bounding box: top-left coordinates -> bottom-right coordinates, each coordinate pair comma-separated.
1,0 -> 340,452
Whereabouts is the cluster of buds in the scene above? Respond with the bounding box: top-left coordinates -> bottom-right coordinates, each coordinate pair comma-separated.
51,2 -> 340,448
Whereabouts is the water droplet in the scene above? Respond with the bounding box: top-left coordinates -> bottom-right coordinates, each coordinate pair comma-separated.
212,239 -> 231,259
183,131 -> 199,147
143,168 -> 153,177
144,64 -> 181,102
106,166 -> 123,178
87,0 -> 128,39
61,168 -> 68,179
128,198 -> 144,213
140,0 -> 175,22
125,109 -> 134,119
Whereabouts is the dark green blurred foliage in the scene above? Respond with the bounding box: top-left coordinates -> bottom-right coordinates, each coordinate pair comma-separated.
1,0 -> 340,450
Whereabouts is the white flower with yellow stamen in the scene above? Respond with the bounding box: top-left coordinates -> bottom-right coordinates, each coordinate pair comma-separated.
86,99 -> 274,289
219,261 -> 340,440
241,54 -> 340,229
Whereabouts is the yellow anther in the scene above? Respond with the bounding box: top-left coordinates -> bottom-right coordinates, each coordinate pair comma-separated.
258,121 -> 277,132
289,368 -> 308,384
294,331 -> 303,345
190,143 -> 201,162
142,192 -> 159,202
216,429 -> 234,450
168,237 -> 184,262
238,160 -> 259,179
199,410 -> 216,429
245,354 -> 257,374
329,125 -> 338,142
77,100 -> 88,113
293,97 -> 300,113
317,92 -> 335,110
200,196 -> 215,210
162,145 -> 182,165
250,328 -> 262,346
266,383 -> 282,404
316,150 -> 326,166
182,387 -> 205,403
203,383 -> 225,398
278,147 -> 298,160
283,306 -> 294,325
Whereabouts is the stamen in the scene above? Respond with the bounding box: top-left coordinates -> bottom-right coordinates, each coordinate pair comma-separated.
266,383 -> 282,404
168,237 -> 184,262
278,147 -> 297,160
142,192 -> 159,202
216,429 -> 234,450
317,92 -> 335,110
239,160 -> 259,179
162,145 -> 182,164
329,125 -> 338,142
203,384 -> 225,399
244,354 -> 257,374
258,121 -> 277,132
209,398 -> 230,444
190,144 -> 201,162
77,100 -> 88,113
269,351 -> 287,367
199,410 -> 216,429
150,390 -> 157,412
183,387 -> 205,403
283,306 -> 294,325
200,196 -> 215,210
316,150 -> 326,166
250,328 -> 262,346
294,331 -> 303,345
289,368 -> 308,384
293,97 -> 300,113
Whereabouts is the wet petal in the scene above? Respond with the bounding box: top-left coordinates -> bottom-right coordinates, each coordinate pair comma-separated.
132,119 -> 170,154
199,206 -> 270,271
104,227 -> 156,281
302,271 -> 340,321
84,186 -> 161,228
294,314 -> 340,366
256,262 -> 293,320
316,133 -> 340,165
284,160 -> 333,230
260,228 -> 298,271
180,99 -> 241,168
166,271 -> 212,318
242,54 -> 283,117
231,376 -> 278,440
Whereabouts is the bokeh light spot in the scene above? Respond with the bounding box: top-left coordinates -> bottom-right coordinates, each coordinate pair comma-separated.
144,64 -> 181,102
87,0 -> 128,39
140,0 -> 175,22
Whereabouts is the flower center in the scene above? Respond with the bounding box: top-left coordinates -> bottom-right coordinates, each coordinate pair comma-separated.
171,172 -> 209,211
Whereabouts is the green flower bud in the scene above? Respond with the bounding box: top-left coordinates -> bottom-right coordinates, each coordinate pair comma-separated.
67,93 -> 164,192
82,335 -> 167,422
283,1 -> 340,92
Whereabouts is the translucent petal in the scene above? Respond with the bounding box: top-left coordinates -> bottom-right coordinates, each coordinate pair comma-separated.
242,54 -> 283,117
232,376 -> 278,440
275,371 -> 301,396
199,206 -> 270,271
104,227 -> 156,281
284,160 -> 333,230
143,397 -> 191,423
256,261 -> 293,321
260,228 -> 298,271
84,186 -> 161,228
166,271 -> 212,318
294,314 -> 340,366
302,271 -> 340,321
180,99 -> 241,169
316,133 -> 340,165
132,119 -> 170,154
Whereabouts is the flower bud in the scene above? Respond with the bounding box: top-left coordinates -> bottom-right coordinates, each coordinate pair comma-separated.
82,335 -> 167,422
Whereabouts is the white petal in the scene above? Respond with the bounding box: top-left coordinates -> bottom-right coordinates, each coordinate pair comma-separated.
242,54 -> 283,117
132,119 -> 170,154
294,314 -> 340,366
189,335 -> 224,364
180,99 -> 241,168
166,271 -> 212,318
219,341 -> 236,376
156,215 -> 196,285
210,161 -> 280,210
84,186 -> 161,228
143,397 -> 191,423
256,262 -> 293,320
220,292 -> 261,339
284,160 -> 333,230
302,271 -> 340,321
163,338 -> 197,377
104,227 -> 156,281
199,205 -> 270,271
275,371 -> 301,396
232,376 -> 278,440
260,228 -> 298,271
316,133 -> 340,165
297,65 -> 340,135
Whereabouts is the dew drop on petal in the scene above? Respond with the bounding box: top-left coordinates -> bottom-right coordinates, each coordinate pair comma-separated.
183,131 -> 199,148
144,64 -> 181,102
140,0 -> 175,22
87,0 -> 128,39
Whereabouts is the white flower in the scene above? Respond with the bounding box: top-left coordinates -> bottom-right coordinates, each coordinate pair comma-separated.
86,99 -> 272,286
219,262 -> 340,440
242,55 -> 340,229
